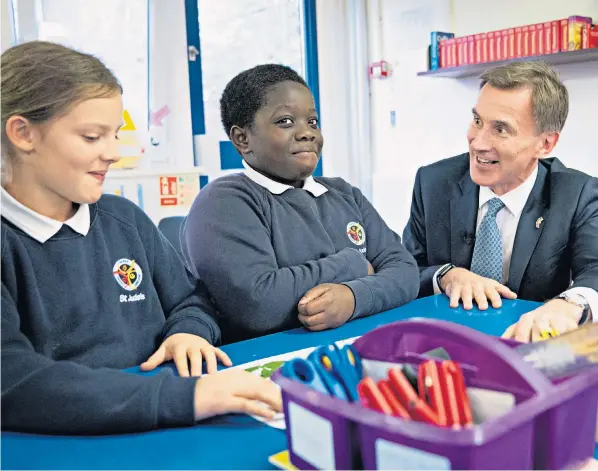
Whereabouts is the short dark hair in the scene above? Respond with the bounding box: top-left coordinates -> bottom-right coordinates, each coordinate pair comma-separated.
220,64 -> 308,137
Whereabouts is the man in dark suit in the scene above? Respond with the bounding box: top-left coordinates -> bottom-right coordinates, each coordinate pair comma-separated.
403,61 -> 597,342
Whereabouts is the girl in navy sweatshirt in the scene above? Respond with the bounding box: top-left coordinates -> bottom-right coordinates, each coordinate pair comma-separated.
1,41 -> 280,434
181,64 -> 419,343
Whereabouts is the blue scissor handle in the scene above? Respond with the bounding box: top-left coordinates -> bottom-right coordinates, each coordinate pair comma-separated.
280,344 -> 364,402
308,344 -> 363,402
337,344 -> 363,401
308,346 -> 350,401
280,358 -> 330,396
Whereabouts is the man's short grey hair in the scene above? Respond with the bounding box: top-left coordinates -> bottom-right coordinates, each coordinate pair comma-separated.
479,61 -> 569,134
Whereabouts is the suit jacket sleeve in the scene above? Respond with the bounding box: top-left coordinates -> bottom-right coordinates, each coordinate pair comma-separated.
403,168 -> 444,297
570,177 -> 598,292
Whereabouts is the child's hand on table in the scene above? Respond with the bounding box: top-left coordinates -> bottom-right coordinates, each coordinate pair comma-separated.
297,283 -> 355,331
141,333 -> 232,376
193,369 -> 283,421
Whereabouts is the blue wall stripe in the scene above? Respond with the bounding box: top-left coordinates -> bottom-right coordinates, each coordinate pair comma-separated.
146,0 -> 151,129
137,184 -> 144,210
199,175 -> 209,188
219,141 -> 243,170
184,0 -> 206,139
303,0 -> 322,177
9,0 -> 17,45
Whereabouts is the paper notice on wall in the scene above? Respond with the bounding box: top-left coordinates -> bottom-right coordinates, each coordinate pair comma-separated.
158,175 -> 199,207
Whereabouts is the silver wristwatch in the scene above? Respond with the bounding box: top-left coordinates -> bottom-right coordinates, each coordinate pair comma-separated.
556,292 -> 591,325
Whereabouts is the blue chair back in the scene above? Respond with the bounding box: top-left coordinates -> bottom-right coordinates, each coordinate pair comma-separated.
158,216 -> 185,257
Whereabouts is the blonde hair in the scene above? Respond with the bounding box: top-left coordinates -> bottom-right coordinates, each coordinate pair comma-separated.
480,61 -> 569,134
1,41 -> 122,183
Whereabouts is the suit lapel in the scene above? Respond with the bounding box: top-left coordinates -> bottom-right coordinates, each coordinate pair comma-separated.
450,172 -> 479,267
507,164 -> 549,293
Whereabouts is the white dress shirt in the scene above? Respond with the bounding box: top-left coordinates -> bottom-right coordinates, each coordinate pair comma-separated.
432,166 -> 597,321
242,161 -> 328,197
1,187 -> 90,243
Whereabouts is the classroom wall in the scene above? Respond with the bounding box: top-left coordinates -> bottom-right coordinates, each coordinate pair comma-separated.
371,0 -> 598,234
103,0 -> 307,222
1,0 -> 14,52
195,0 -> 305,175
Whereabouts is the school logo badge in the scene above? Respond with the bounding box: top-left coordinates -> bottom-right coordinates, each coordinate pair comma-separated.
112,258 -> 143,291
346,222 -> 366,246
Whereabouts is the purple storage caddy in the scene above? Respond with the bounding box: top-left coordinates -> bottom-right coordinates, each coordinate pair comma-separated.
272,319 -> 598,470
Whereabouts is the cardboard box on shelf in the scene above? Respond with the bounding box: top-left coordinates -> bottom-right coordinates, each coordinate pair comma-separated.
568,15 -> 592,50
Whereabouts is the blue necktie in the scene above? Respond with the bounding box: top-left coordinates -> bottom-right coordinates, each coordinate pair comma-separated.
470,197 -> 505,282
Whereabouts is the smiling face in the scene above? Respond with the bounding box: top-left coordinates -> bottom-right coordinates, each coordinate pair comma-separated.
4,93 -> 123,218
234,80 -> 324,185
467,84 -> 559,195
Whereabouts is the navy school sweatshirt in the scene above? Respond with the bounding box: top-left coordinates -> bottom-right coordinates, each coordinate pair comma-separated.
181,174 -> 419,343
1,194 -> 220,434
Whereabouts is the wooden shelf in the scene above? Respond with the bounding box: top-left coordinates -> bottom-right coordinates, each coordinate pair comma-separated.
417,48 -> 598,78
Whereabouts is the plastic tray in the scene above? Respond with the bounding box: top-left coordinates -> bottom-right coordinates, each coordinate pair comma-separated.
272,319 -> 598,470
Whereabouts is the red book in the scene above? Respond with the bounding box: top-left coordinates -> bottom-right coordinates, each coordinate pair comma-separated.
560,18 -> 569,52
480,33 -> 488,62
582,23 -> 590,48
536,24 -> 545,55
551,20 -> 560,53
530,24 -> 538,56
474,33 -> 483,63
522,25 -> 531,56
445,38 -> 456,67
502,29 -> 509,59
439,41 -> 447,68
495,31 -> 503,61
507,28 -> 515,59
456,37 -> 465,66
589,24 -> 598,48
450,38 -> 458,67
515,26 -> 523,57
544,22 -> 552,54
488,31 -> 496,62
467,35 -> 475,64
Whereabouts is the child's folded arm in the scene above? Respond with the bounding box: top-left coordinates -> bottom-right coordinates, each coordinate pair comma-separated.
181,182 -> 370,338
342,185 -> 420,319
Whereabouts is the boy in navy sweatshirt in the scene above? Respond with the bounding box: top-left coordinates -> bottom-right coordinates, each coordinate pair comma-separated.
1,41 -> 280,435
181,64 -> 419,343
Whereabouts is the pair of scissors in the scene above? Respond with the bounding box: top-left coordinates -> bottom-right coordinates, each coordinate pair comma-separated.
280,344 -> 363,401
